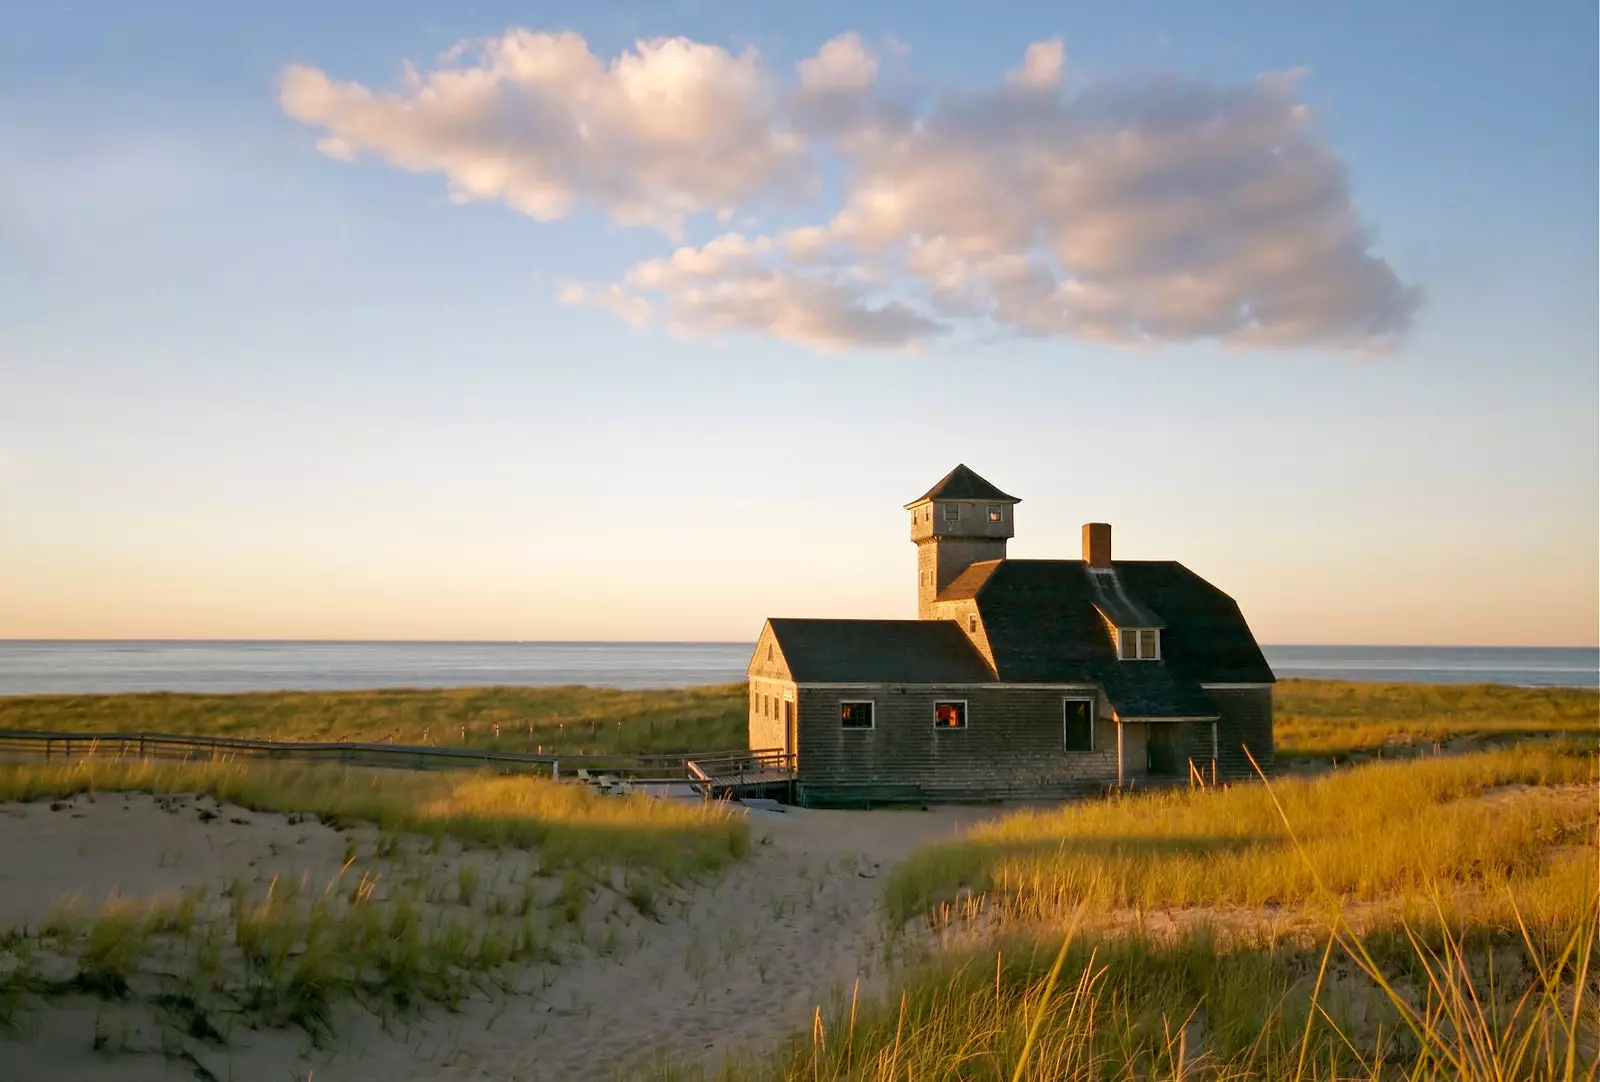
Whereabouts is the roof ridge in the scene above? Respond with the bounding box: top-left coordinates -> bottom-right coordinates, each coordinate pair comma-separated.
905,464 -> 1020,506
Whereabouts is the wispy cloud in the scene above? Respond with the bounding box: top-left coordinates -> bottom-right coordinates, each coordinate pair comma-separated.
282,30 -> 1420,353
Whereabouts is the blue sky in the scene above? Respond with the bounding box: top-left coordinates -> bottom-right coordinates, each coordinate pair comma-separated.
2,1 -> 1595,644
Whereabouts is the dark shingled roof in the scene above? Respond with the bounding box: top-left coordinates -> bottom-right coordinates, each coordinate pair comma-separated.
906,464 -> 1020,507
939,559 -> 1275,717
763,619 -> 996,684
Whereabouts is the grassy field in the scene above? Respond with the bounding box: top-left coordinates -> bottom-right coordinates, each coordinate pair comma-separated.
1273,679 -> 1598,761
3,679 -> 1592,763
0,683 -> 750,755
676,739 -> 1600,1081
0,758 -> 747,877
886,742 -> 1595,924
704,902 -> 1598,1081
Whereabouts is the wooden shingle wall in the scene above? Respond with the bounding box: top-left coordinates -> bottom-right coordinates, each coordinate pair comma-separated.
796,685 -> 1129,798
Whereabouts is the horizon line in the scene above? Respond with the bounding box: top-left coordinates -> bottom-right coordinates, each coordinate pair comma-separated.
1,639 -> 1596,650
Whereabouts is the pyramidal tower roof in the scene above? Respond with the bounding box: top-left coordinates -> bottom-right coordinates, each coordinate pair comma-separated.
904,464 -> 1020,508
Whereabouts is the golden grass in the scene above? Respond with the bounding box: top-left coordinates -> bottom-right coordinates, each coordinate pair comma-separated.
662,742 -> 1600,1081
5,680 -> 1592,766
887,742 -> 1596,924
0,683 -> 750,755
0,758 -> 747,876
698,896 -> 1599,1081
1273,679 -> 1598,761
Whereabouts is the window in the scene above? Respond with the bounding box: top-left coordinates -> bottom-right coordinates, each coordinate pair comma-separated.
934,701 -> 967,729
942,503 -> 960,524
1118,628 -> 1161,660
1064,698 -> 1094,751
967,613 -> 978,633
987,504 -> 1002,523
840,701 -> 874,729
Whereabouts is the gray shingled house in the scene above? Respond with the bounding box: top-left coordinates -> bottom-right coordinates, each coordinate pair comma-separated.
746,465 -> 1275,804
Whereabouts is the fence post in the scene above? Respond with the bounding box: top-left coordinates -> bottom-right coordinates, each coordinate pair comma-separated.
552,759 -> 559,781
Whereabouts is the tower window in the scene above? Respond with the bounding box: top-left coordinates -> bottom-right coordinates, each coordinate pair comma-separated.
987,504 -> 1002,522
942,504 -> 960,524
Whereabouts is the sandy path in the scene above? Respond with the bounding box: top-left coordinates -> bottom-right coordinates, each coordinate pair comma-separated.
0,795 -> 1000,1082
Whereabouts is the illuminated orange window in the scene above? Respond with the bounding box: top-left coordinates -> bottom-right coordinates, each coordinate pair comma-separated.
934,701 -> 967,729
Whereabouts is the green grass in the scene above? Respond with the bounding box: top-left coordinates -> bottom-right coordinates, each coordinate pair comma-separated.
886,742 -> 1596,924
0,683 -> 751,755
1274,679 -> 1598,762
0,758 -> 748,877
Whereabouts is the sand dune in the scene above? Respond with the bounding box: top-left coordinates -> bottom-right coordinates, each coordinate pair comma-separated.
0,792 -> 1000,1081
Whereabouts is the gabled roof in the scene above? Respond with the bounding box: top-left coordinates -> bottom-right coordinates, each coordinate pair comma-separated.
939,559 -> 1275,711
759,619 -> 996,684
905,464 -> 1020,508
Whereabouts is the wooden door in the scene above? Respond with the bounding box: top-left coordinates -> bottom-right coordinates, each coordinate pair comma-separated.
1146,723 -> 1183,776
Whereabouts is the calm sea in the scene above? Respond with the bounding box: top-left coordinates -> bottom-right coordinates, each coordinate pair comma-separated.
0,641 -> 1594,696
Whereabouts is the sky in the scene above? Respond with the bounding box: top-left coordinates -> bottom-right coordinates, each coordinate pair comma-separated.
1,1 -> 1595,646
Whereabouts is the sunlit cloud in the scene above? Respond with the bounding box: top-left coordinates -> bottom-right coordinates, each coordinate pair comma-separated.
284,31 -> 1420,352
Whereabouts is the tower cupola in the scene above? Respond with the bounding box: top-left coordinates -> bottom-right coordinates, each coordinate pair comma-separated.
905,464 -> 1020,619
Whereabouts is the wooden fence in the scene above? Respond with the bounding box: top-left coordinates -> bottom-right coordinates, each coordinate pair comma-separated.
0,727 -> 787,785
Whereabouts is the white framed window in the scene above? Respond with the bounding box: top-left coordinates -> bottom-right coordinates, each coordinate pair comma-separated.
1063,697 -> 1095,751
934,700 -> 967,729
987,504 -> 1002,523
1117,628 -> 1161,661
942,503 -> 960,524
840,701 -> 875,730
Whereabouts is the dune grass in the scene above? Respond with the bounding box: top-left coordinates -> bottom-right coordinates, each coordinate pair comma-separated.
4,680 -> 1591,767
886,742 -> 1596,924
0,758 -> 747,877
695,895 -> 1598,1081
0,683 -> 750,755
1273,679 -> 1598,762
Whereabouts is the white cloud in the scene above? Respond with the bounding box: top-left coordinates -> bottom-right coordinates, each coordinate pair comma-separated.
280,30 -> 804,236
283,33 -> 1419,352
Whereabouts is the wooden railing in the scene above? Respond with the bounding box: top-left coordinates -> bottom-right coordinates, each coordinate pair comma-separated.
0,728 -> 783,784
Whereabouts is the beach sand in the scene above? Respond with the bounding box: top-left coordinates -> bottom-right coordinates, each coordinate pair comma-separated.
0,792 -> 1002,1081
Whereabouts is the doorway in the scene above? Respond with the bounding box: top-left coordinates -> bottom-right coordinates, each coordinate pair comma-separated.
1146,723 -> 1186,777
783,701 -> 796,770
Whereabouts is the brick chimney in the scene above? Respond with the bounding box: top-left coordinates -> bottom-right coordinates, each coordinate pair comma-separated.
1083,522 -> 1112,568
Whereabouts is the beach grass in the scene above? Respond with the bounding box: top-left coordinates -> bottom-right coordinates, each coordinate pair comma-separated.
1273,679 -> 1598,762
694,895 -> 1598,1081
0,758 -> 748,877
0,683 -> 750,755
885,742 -> 1596,925
3,680 -> 1592,765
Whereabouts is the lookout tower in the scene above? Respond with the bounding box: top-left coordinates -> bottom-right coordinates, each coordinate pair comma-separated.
905,464 -> 1020,619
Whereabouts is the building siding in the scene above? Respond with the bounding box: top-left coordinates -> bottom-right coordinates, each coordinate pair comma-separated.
1203,686 -> 1275,779
796,685 -> 1129,799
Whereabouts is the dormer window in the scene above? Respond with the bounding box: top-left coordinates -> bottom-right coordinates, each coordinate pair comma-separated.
1118,628 -> 1160,661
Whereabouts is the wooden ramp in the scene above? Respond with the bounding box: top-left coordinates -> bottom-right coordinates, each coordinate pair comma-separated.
685,751 -> 795,801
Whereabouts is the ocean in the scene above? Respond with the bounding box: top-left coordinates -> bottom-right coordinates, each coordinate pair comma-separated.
0,641 -> 1594,696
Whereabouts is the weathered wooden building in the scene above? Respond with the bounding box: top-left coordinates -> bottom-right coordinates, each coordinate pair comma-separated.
746,465 -> 1275,804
